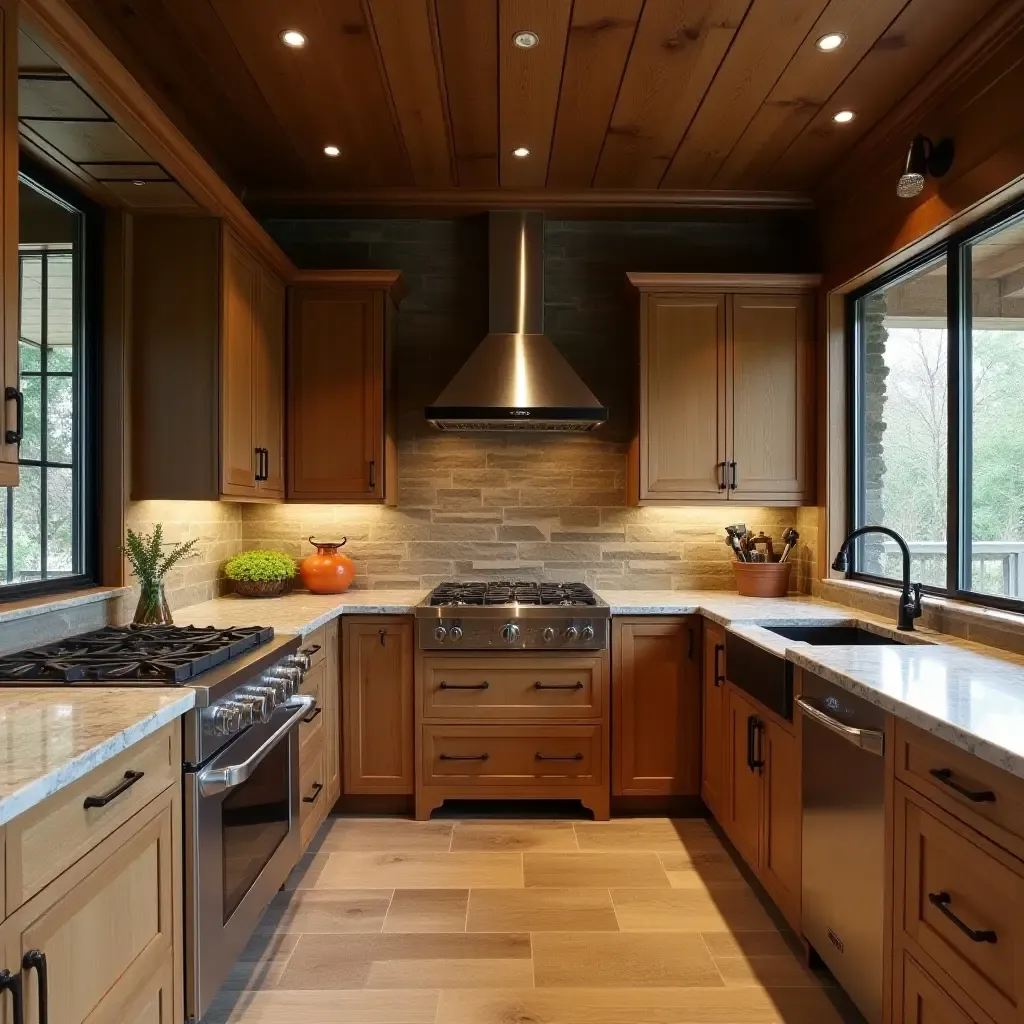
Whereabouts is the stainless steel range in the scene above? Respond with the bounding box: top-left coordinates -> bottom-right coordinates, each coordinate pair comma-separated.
0,623 -> 317,1024
416,580 -> 610,650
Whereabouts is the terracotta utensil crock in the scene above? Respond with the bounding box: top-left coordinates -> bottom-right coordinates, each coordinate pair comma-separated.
300,536 -> 356,594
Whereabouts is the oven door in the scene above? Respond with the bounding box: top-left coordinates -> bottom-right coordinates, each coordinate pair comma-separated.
184,694 -> 313,1022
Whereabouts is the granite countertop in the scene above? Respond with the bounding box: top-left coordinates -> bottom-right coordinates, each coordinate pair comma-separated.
0,688 -> 194,825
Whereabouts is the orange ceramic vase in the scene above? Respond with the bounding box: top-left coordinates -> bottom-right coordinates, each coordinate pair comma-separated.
300,536 -> 356,594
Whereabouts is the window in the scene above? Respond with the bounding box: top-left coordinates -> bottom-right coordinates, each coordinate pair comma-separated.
850,195 -> 1024,611
0,174 -> 96,597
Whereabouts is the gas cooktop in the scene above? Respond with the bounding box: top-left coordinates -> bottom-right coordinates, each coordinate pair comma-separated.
0,624 -> 275,683
426,580 -> 599,607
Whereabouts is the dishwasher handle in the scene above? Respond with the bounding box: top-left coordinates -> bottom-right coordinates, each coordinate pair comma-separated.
796,696 -> 885,756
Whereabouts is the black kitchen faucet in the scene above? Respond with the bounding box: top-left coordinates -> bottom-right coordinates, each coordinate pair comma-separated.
832,525 -> 923,631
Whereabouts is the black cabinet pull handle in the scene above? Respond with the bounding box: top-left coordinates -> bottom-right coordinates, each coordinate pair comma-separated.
300,644 -> 321,656
369,459 -> 376,490
439,753 -> 489,761
717,461 -> 727,490
83,770 -> 144,809
22,951 -> 46,1024
536,752 -> 583,761
713,643 -> 725,686
303,781 -> 324,804
379,628 -> 386,646
928,891 -> 997,943
303,705 -> 322,724
263,448 -> 270,481
746,715 -> 755,772
254,447 -> 262,480
534,681 -> 584,690
5,386 -> 23,446
440,681 -> 489,690
929,768 -> 996,803
729,461 -> 738,489
751,718 -> 765,772
0,967 -> 23,1024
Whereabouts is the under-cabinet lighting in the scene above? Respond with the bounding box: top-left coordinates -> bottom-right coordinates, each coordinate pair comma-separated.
815,32 -> 846,51
512,147 -> 531,158
280,29 -> 307,48
832,109 -> 856,124
324,145 -> 341,157
513,30 -> 539,48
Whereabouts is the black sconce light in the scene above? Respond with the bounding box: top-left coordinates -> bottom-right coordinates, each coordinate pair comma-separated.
897,135 -> 955,199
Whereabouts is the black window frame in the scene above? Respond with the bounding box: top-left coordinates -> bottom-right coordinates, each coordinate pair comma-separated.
847,190 -> 1024,614
1,161 -> 101,602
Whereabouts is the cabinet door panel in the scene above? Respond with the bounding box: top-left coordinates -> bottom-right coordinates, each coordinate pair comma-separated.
220,233 -> 259,496
728,292 -> 810,500
614,618 -> 699,796
641,294 -> 727,499
723,685 -> 761,870
288,287 -> 383,501
325,621 -> 342,804
900,952 -> 987,1024
343,618 -> 413,794
760,715 -> 801,929
255,266 -> 285,498
701,621 -> 727,818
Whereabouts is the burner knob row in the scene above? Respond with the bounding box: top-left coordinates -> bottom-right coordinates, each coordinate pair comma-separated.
564,625 -> 579,641
501,623 -> 520,644
433,625 -> 464,642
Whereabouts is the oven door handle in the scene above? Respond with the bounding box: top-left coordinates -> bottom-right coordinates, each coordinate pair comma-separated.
197,695 -> 314,796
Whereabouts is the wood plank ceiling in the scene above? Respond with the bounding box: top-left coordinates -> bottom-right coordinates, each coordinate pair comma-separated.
64,0 -> 1004,200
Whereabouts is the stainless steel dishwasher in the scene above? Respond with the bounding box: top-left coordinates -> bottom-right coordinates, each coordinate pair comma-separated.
798,673 -> 887,1024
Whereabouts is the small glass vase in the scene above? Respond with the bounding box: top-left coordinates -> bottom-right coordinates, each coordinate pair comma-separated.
133,581 -> 172,627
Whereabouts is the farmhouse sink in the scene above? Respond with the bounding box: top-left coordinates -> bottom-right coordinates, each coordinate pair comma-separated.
763,625 -> 903,646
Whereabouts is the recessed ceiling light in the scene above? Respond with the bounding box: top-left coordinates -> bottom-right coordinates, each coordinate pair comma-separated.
131,180 -> 146,186
815,32 -> 846,52
512,30 -> 539,48
512,146 -> 530,158
832,109 -> 856,124
323,144 -> 341,157
280,29 -> 307,48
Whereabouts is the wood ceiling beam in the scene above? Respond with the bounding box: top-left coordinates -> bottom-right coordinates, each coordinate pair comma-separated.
21,0 -> 296,279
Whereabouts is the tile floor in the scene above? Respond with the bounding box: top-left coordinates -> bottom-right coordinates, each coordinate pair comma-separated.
206,815 -> 859,1023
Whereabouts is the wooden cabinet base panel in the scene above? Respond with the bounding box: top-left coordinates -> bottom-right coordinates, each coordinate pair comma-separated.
416,783 -> 610,822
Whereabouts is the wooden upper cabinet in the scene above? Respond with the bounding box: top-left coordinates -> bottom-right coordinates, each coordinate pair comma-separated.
132,218 -> 286,502
0,0 -> 16,488
288,272 -> 403,503
639,294 -> 726,500
613,617 -> 700,797
627,274 -> 819,507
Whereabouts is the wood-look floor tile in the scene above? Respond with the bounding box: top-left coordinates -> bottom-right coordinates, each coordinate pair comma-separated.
256,889 -> 392,934
611,885 -> 776,932
715,955 -> 832,988
659,848 -> 745,887
524,852 -> 669,888
366,957 -> 535,988
203,989 -> 440,1023
701,930 -> 799,959
467,888 -> 619,932
532,932 -> 722,987
318,818 -> 454,852
317,851 -> 523,889
451,821 -> 578,852
237,931 -> 301,964
274,940 -> 373,990
283,850 -> 332,890
220,955 -> 293,992
437,986 -> 848,1023
574,819 -> 715,852
383,889 -> 468,932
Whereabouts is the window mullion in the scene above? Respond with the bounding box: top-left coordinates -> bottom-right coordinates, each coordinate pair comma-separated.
946,241 -> 963,596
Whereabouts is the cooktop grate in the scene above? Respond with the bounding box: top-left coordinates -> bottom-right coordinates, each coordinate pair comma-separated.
428,580 -> 597,607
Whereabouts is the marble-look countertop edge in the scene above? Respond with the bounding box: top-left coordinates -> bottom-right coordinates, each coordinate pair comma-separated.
0,689 -> 195,826
0,586 -> 130,626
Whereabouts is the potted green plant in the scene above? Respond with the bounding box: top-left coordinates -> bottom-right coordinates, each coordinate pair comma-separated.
224,550 -> 297,598
123,525 -> 198,625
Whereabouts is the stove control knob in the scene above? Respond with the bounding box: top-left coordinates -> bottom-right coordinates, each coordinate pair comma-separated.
210,701 -> 244,737
235,694 -> 271,725
283,653 -> 311,673
265,665 -> 302,696
564,625 -> 579,642
241,686 -> 278,721
542,627 -> 556,643
449,625 -> 463,642
434,625 -> 448,642
581,625 -> 595,642
501,622 -> 520,644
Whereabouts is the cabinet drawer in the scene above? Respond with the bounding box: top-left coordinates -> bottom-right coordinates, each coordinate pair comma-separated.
900,951 -> 992,1024
300,625 -> 328,669
897,783 -> 1024,1024
299,742 -> 327,847
420,655 -> 604,720
300,660 -> 326,754
896,719 -> 1024,859
6,723 -> 178,911
422,725 -> 602,785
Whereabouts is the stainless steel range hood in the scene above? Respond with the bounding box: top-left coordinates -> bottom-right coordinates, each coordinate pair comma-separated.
426,211 -> 608,431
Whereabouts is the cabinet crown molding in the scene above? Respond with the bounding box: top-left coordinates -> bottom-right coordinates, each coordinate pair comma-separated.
291,269 -> 405,303
626,273 -> 822,293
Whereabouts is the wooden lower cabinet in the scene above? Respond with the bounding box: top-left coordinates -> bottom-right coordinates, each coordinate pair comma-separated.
719,682 -> 801,931
324,619 -> 342,804
613,617 -> 700,796
701,620 -> 727,818
0,783 -> 182,1024
343,616 -> 414,794
899,952 -> 994,1024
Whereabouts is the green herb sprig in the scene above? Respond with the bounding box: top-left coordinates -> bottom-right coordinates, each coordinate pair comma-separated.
123,524 -> 198,589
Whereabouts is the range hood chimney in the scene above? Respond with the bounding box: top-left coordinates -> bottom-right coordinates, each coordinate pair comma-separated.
426,211 -> 608,431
